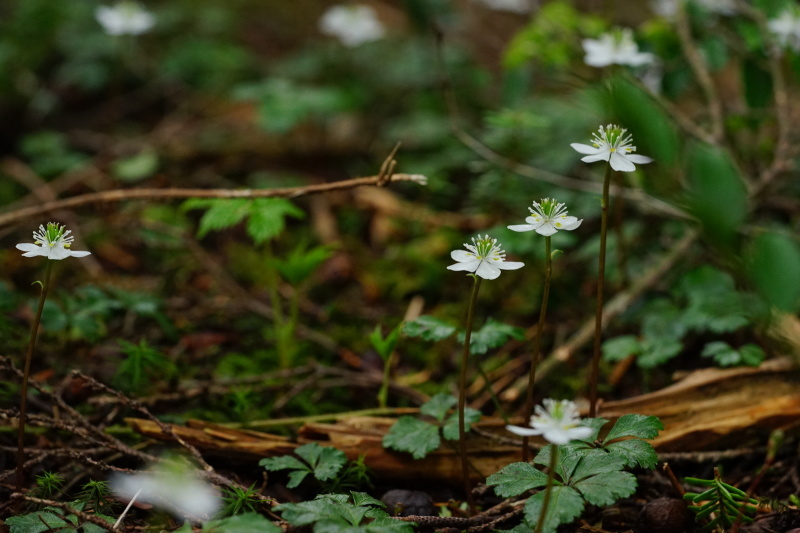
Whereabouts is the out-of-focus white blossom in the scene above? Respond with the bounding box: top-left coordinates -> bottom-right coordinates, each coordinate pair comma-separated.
768,8 -> 800,53
95,2 -> 155,36
319,4 -> 386,47
111,461 -> 221,521
582,28 -> 654,68
694,0 -> 736,16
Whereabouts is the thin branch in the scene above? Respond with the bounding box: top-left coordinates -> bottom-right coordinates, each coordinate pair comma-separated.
0,173 -> 428,228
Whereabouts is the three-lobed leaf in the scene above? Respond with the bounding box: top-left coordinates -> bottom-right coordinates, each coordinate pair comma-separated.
259,443 -> 346,489
382,416 -> 440,460
486,462 -> 549,498
441,407 -> 482,441
402,316 -> 456,342
419,393 -> 456,422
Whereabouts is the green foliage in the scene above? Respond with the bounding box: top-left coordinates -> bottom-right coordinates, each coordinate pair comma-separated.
111,150 -> 159,182
32,471 -> 64,500
488,415 -> 661,533
275,492 -> 415,533
6,503 -> 113,533
701,342 -> 765,367
183,197 -> 304,244
233,78 -> 355,134
503,1 -> 604,69
274,242 -> 332,286
369,323 -> 402,362
403,316 -> 456,342
382,393 -> 481,459
603,266 -> 761,368
175,513 -> 281,533
747,231 -> 800,312
260,442 -> 347,489
684,472 -> 758,531
76,480 -> 114,514
686,142 -> 748,248
19,130 -> 87,178
220,483 -> 263,517
458,318 -> 525,355
113,339 -> 177,394
404,316 -> 522,355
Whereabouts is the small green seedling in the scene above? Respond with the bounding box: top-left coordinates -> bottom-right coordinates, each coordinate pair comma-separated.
370,322 -> 403,409
220,483 -> 263,517
275,491 -> 415,533
684,469 -> 759,531
260,442 -> 347,489
382,393 -> 481,460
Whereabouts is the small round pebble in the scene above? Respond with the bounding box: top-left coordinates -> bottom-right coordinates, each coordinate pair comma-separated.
380,489 -> 435,517
639,497 -> 692,533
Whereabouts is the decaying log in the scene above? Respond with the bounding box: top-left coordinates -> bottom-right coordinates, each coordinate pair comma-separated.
126,359 -> 800,483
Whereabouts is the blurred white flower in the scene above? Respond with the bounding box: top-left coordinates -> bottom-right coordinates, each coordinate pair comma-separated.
582,28 -> 654,68
470,0 -> 536,14
16,223 -> 91,260
768,8 -> 800,52
110,461 -> 221,520
651,0 -> 679,19
508,198 -> 582,237
571,124 -> 654,172
319,4 -> 385,47
95,2 -> 155,36
506,398 -> 593,445
447,235 -> 524,280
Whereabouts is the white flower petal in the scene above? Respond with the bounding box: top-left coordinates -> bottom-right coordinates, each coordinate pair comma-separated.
626,154 -> 654,164
558,217 -> 583,231
570,143 -> 600,155
609,152 -> 636,172
475,261 -> 501,280
496,260 -> 524,270
535,223 -> 558,237
447,259 -> 481,272
507,224 -> 535,232
451,250 -> 476,262
505,424 -> 542,437
581,152 -> 611,164
67,251 -> 92,258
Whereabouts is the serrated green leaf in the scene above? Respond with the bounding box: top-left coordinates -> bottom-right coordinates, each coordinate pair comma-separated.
202,513 -> 281,533
188,198 -> 252,238
274,243 -> 332,285
486,462 -> 549,498
602,335 -> 642,362
577,417 -> 608,442
246,198 -> 304,244
606,439 -> 659,469
457,318 -> 525,355
738,344 -> 766,366
571,449 -> 626,481
382,416 -> 440,459
534,445 -> 582,482
295,443 -> 347,482
350,491 -> 385,509
7,510 -> 70,533
523,486 -> 584,533
420,393 -> 457,422
287,469 -> 311,489
573,470 -> 637,507
259,454 -> 308,473
441,408 -> 482,441
604,414 -> 664,442
402,316 -> 456,341
276,499 -> 340,526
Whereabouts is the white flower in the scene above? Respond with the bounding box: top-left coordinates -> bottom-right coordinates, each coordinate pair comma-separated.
508,198 -> 582,237
768,8 -> 800,53
319,4 -> 386,47
16,223 -> 91,260
571,124 -> 654,172
110,461 -> 221,520
506,398 -> 594,445
95,2 -> 155,36
582,28 -> 654,68
447,235 -> 524,280
650,0 -> 679,19
470,0 -> 536,14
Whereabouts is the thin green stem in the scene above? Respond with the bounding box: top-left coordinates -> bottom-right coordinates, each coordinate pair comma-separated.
17,260 -> 53,492
613,171 -> 628,288
589,163 -> 613,418
264,242 -> 291,369
534,444 -> 559,533
459,275 -> 482,514
522,236 -> 552,461
378,351 -> 393,409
